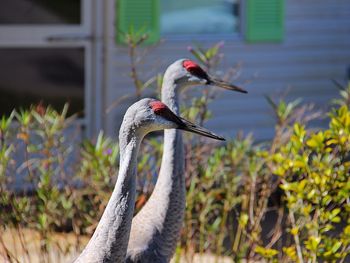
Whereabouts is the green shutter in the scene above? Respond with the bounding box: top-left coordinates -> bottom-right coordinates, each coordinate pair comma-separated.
116,0 -> 160,44
246,0 -> 284,42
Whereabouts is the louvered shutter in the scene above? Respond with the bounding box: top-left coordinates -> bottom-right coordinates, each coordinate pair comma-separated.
116,0 -> 160,44
246,0 -> 284,42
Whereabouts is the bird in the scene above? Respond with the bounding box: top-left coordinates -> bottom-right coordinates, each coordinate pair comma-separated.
126,59 -> 247,263
74,98 -> 225,263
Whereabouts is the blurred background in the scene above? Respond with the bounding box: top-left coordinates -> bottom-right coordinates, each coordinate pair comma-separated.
1,0 -> 349,140
0,0 -> 350,262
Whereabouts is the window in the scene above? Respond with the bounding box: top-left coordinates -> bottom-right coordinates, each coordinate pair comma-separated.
0,48 -> 84,117
116,0 -> 285,44
0,1 -> 105,136
0,0 -> 81,25
0,0 -> 96,134
161,0 -> 239,35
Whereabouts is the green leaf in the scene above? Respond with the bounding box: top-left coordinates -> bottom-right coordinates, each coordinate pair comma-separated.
255,246 -> 278,258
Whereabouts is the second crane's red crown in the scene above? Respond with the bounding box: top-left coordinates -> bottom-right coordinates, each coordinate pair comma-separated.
183,60 -> 201,70
182,60 -> 209,80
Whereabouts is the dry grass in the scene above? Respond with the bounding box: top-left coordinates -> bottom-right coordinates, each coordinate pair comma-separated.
0,228 -> 88,263
0,228 -> 235,263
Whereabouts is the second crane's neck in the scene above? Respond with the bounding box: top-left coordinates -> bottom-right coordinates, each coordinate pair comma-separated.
160,73 -> 185,176
156,73 -> 185,188
160,75 -> 184,177
139,69 -> 185,259
161,75 -> 182,115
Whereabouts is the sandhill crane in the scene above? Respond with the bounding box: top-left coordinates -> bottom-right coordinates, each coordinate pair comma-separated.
74,98 -> 224,263
127,59 -> 247,262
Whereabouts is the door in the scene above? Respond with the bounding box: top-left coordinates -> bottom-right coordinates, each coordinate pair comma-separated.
0,0 -> 102,137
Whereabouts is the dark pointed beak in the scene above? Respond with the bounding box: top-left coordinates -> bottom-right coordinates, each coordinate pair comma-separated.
177,116 -> 225,141
207,77 -> 248,94
155,100 -> 225,141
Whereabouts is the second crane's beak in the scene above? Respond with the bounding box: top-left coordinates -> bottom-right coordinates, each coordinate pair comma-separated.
176,116 -> 225,141
207,77 -> 248,94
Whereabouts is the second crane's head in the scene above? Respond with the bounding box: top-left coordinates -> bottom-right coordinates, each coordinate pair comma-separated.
122,98 -> 224,141
163,59 -> 247,93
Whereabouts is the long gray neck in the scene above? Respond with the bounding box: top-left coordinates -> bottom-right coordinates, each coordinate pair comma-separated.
76,124 -> 142,263
127,78 -> 186,261
153,79 -> 186,256
158,76 -> 184,188
162,76 -> 180,114
148,78 -> 186,257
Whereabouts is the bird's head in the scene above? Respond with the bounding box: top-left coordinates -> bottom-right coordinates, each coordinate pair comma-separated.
163,58 -> 247,94
123,98 -> 224,141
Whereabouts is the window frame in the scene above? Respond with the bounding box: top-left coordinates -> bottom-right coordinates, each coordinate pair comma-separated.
0,0 -> 104,137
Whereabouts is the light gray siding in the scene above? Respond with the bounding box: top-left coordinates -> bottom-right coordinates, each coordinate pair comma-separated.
104,0 -> 350,141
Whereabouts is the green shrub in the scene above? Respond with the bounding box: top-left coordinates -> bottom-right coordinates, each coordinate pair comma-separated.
271,105 -> 350,262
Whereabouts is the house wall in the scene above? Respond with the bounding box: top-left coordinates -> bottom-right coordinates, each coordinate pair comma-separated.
103,0 -> 350,141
